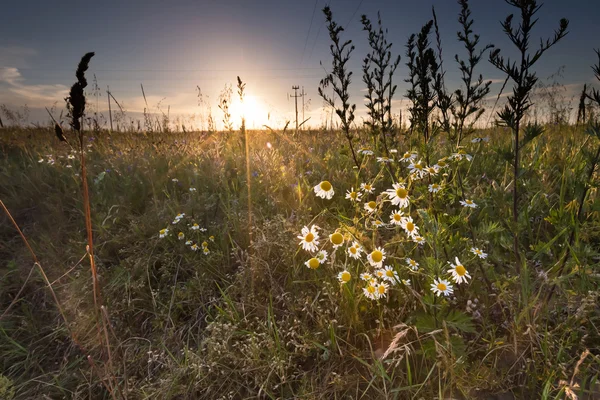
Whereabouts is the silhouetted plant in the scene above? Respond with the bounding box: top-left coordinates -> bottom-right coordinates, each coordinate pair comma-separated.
576,84 -> 588,127
318,5 -> 359,169
452,0 -> 494,145
361,12 -> 401,154
237,76 -> 246,134
489,0 -> 568,269
431,6 -> 454,135
218,83 -> 234,132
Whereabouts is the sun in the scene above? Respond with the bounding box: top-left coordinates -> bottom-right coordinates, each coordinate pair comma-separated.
229,95 -> 269,129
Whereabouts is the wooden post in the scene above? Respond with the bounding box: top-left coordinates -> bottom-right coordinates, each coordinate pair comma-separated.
107,86 -> 113,133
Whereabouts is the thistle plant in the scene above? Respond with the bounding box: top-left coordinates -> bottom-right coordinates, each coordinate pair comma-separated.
452,0 -> 494,146
360,12 -> 401,154
237,76 -> 246,134
218,83 -> 233,132
489,0 -> 568,268
318,5 -> 359,170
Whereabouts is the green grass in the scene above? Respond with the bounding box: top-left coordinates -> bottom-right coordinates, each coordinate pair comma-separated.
0,125 -> 599,399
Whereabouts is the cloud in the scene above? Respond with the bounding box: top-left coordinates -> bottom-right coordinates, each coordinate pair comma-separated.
0,67 -> 69,107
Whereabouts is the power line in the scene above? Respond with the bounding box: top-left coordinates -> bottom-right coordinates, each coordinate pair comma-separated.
300,0 -> 320,66
14,67 -> 324,72
345,0 -> 365,29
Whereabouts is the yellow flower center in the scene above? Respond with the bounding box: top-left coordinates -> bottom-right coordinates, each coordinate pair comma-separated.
378,285 -> 386,294
349,247 -> 357,254
305,232 -> 314,242
308,258 -> 320,269
341,271 -> 351,282
466,200 -> 473,205
414,163 -> 423,170
437,282 -> 447,291
160,229 -> 166,234
320,181 -> 332,191
350,191 -> 357,199
368,201 -> 376,209
364,185 -> 372,191
202,241 -> 208,248
458,149 -> 466,155
437,160 -> 446,167
406,222 -> 415,232
367,285 -> 376,294
455,265 -> 466,276
395,187 -> 408,199
393,213 -> 401,221
385,270 -> 394,277
330,232 -> 344,245
371,250 -> 383,263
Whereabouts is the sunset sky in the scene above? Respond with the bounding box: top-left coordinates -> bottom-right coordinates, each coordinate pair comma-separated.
1,0 -> 599,129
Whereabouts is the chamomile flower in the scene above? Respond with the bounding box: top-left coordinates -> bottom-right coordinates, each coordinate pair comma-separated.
406,258 -> 419,271
431,278 -> 454,297
172,178 -> 179,183
364,200 -> 378,213
372,220 -> 384,228
360,183 -> 375,193
159,228 -> 169,238
345,188 -> 362,203
408,160 -> 427,179
447,257 -> 471,284
451,149 -> 473,161
190,223 -> 200,231
329,232 -> 345,249
376,156 -> 393,163
402,279 -> 411,286
383,266 -> 398,284
38,158 -> 44,163
314,180 -> 334,199
400,216 -> 419,238
390,149 -> 398,154
201,241 -> 208,248
338,270 -> 352,284
185,240 -> 193,246
376,282 -> 389,298
209,235 -> 215,242
67,154 -> 75,160
363,282 -> 378,300
460,199 -> 478,208
428,183 -> 442,193
200,227 -> 207,232
298,225 -> 320,253
316,250 -> 328,263
434,158 -> 449,169
360,272 -> 373,281
305,257 -> 320,270
202,247 -> 210,255
425,165 -> 439,176
470,247 -> 488,259
360,148 -> 374,156
374,269 -> 386,279
171,219 -> 180,225
400,151 -> 416,163
178,232 -> 185,240
367,247 -> 386,268
189,187 -> 197,192
389,210 -> 404,226
385,183 -> 410,208
175,213 -> 185,220
190,243 -> 199,251
66,165 -> 72,168
348,242 -> 363,259
413,235 -> 426,245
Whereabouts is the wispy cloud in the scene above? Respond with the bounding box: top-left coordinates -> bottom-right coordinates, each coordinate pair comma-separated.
0,67 -> 69,106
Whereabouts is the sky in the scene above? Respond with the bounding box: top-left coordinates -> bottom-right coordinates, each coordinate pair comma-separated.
1,0 -> 599,129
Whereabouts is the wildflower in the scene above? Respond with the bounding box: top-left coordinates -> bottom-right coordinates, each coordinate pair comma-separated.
375,269 -> 386,279
408,160 -> 427,179
298,225 -> 320,253
412,235 -> 426,245
329,232 -> 344,249
363,282 -> 378,300
189,187 -> 197,192
203,247 -> 210,255
159,228 -> 169,238
428,183 -> 442,193
191,223 -> 200,231
360,183 -> 375,193
345,188 -> 362,203
376,282 -> 389,298
425,165 -> 439,176
172,178 -> 179,182
400,216 -> 419,238
389,210 -> 404,226
175,213 -> 185,220
471,136 -> 489,143
406,258 -> 419,271
447,257 -> 471,284
360,272 -> 373,281
38,158 -> 44,163
200,227 -> 207,232
66,164 -> 72,168
348,242 -> 362,259
171,219 -> 180,225
67,154 -> 75,160
372,220 -> 384,228
209,235 -> 215,242
390,149 -> 398,154
185,240 -> 193,245
338,270 -> 352,284
178,232 -> 185,240
451,149 -> 473,161
383,266 -> 398,284
400,152 -> 416,163
316,250 -> 328,263
460,199 -> 478,208
431,278 -> 454,297
305,257 -> 320,270
201,241 -> 208,248
470,247 -> 487,259
364,200 -> 377,213
360,148 -> 374,156
376,156 -> 393,163
367,247 -> 386,268
385,183 -> 410,208
435,158 -> 448,169
314,180 -> 334,199
402,279 -> 411,286
190,243 -> 199,251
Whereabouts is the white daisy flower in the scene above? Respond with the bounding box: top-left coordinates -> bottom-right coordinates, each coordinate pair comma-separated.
175,213 -> 185,220
314,180 -> 334,199
67,154 -> 75,160
316,250 -> 328,263
172,178 -> 179,182
347,242 -> 362,259
329,232 -> 344,249
406,258 -> 419,271
360,148 -> 374,156
402,279 -> 411,286
360,272 -> 373,281
190,243 -> 199,251
383,266 -> 398,285
364,200 -> 378,213
367,247 -> 386,268
360,183 -> 375,193
371,220 -> 384,228
376,156 -> 393,163
376,282 -> 389,299
431,278 -> 454,297
189,187 -> 197,192
400,152 -> 417,163
470,247 -> 488,259
159,228 -> 169,238
400,216 -> 419,238
447,257 -> 471,284
390,149 -> 398,154
428,183 -> 442,193
408,160 -> 427,179
434,158 -> 449,169
305,257 -> 321,270
412,236 -> 426,245
338,270 -> 352,284
425,165 -> 439,176
185,240 -> 193,245
38,158 -> 44,163
374,269 -> 386,279
298,225 -> 320,253
345,188 -> 362,203
209,235 -> 215,242
202,247 -> 210,255
190,223 -> 200,231
385,183 -> 410,208
178,232 -> 185,240
199,227 -> 207,232
390,210 -> 404,226
171,219 -> 180,225
66,165 -> 72,168
451,149 -> 473,161
460,199 -> 478,208
363,282 -> 378,300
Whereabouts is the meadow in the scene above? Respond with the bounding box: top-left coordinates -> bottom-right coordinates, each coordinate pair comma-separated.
1,0 -> 600,399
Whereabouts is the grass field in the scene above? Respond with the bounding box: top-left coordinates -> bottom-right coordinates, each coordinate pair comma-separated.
0,121 -> 599,399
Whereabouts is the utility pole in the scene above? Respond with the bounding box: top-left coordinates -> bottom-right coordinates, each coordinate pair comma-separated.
290,85 -> 301,134
107,86 -> 113,133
